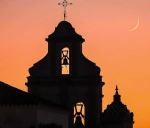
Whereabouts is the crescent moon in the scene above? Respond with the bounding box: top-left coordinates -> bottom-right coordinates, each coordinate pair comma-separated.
129,17 -> 140,31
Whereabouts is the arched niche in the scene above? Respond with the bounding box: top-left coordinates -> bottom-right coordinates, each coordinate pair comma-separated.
74,102 -> 85,127
61,47 -> 69,74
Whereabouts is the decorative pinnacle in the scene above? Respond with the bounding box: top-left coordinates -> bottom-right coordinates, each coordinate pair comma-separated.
58,0 -> 73,21
114,85 -> 121,103
115,85 -> 119,95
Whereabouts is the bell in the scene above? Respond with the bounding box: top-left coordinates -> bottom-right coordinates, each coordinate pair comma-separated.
74,115 -> 83,127
62,58 -> 69,65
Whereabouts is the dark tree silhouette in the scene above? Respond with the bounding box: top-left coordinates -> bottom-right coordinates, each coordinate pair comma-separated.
28,123 -> 62,128
28,125 -> 36,128
38,123 -> 62,128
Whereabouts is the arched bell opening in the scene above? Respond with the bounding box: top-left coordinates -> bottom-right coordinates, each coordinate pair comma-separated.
74,102 -> 85,127
61,47 -> 69,74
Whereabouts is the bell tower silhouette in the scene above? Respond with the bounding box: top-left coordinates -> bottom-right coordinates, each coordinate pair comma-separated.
26,21 -> 104,127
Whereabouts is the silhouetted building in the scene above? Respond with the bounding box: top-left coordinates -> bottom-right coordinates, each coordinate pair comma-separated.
0,20 -> 134,128
26,21 -> 105,127
0,81 -> 69,128
25,21 -> 135,128
100,86 -> 134,128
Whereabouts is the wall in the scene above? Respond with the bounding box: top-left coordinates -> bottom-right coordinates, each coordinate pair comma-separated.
37,106 -> 69,128
0,105 -> 37,128
0,105 -> 69,128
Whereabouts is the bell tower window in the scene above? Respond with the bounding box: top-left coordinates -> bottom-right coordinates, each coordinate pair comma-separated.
74,102 -> 85,127
61,47 -> 69,74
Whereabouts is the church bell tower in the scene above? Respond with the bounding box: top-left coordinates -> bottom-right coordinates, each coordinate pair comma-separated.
26,21 -> 104,127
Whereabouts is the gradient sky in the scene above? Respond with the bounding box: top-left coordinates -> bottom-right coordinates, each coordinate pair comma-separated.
0,0 -> 150,127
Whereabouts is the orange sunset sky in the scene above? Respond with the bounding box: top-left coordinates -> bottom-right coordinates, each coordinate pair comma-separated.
0,0 -> 150,127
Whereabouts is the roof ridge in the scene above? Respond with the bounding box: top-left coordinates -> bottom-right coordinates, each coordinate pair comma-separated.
0,81 -> 69,110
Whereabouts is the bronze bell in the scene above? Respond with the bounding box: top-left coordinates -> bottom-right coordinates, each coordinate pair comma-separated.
62,58 -> 69,65
75,115 -> 83,127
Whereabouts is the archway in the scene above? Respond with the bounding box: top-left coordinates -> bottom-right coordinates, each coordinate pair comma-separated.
61,47 -> 69,74
74,102 -> 85,126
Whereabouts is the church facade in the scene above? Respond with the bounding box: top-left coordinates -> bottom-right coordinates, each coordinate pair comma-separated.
26,21 -> 104,127
25,21 -> 134,128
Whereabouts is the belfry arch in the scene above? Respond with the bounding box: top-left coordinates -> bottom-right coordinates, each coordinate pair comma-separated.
74,102 -> 85,127
61,47 -> 69,74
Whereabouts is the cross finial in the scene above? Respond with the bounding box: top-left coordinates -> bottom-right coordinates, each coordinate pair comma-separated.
58,0 -> 72,21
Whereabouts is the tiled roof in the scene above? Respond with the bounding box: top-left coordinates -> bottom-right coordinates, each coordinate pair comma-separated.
101,86 -> 134,123
0,81 -> 69,110
103,102 -> 130,116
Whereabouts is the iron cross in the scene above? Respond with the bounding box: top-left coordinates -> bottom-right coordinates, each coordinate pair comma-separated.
58,0 -> 72,21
